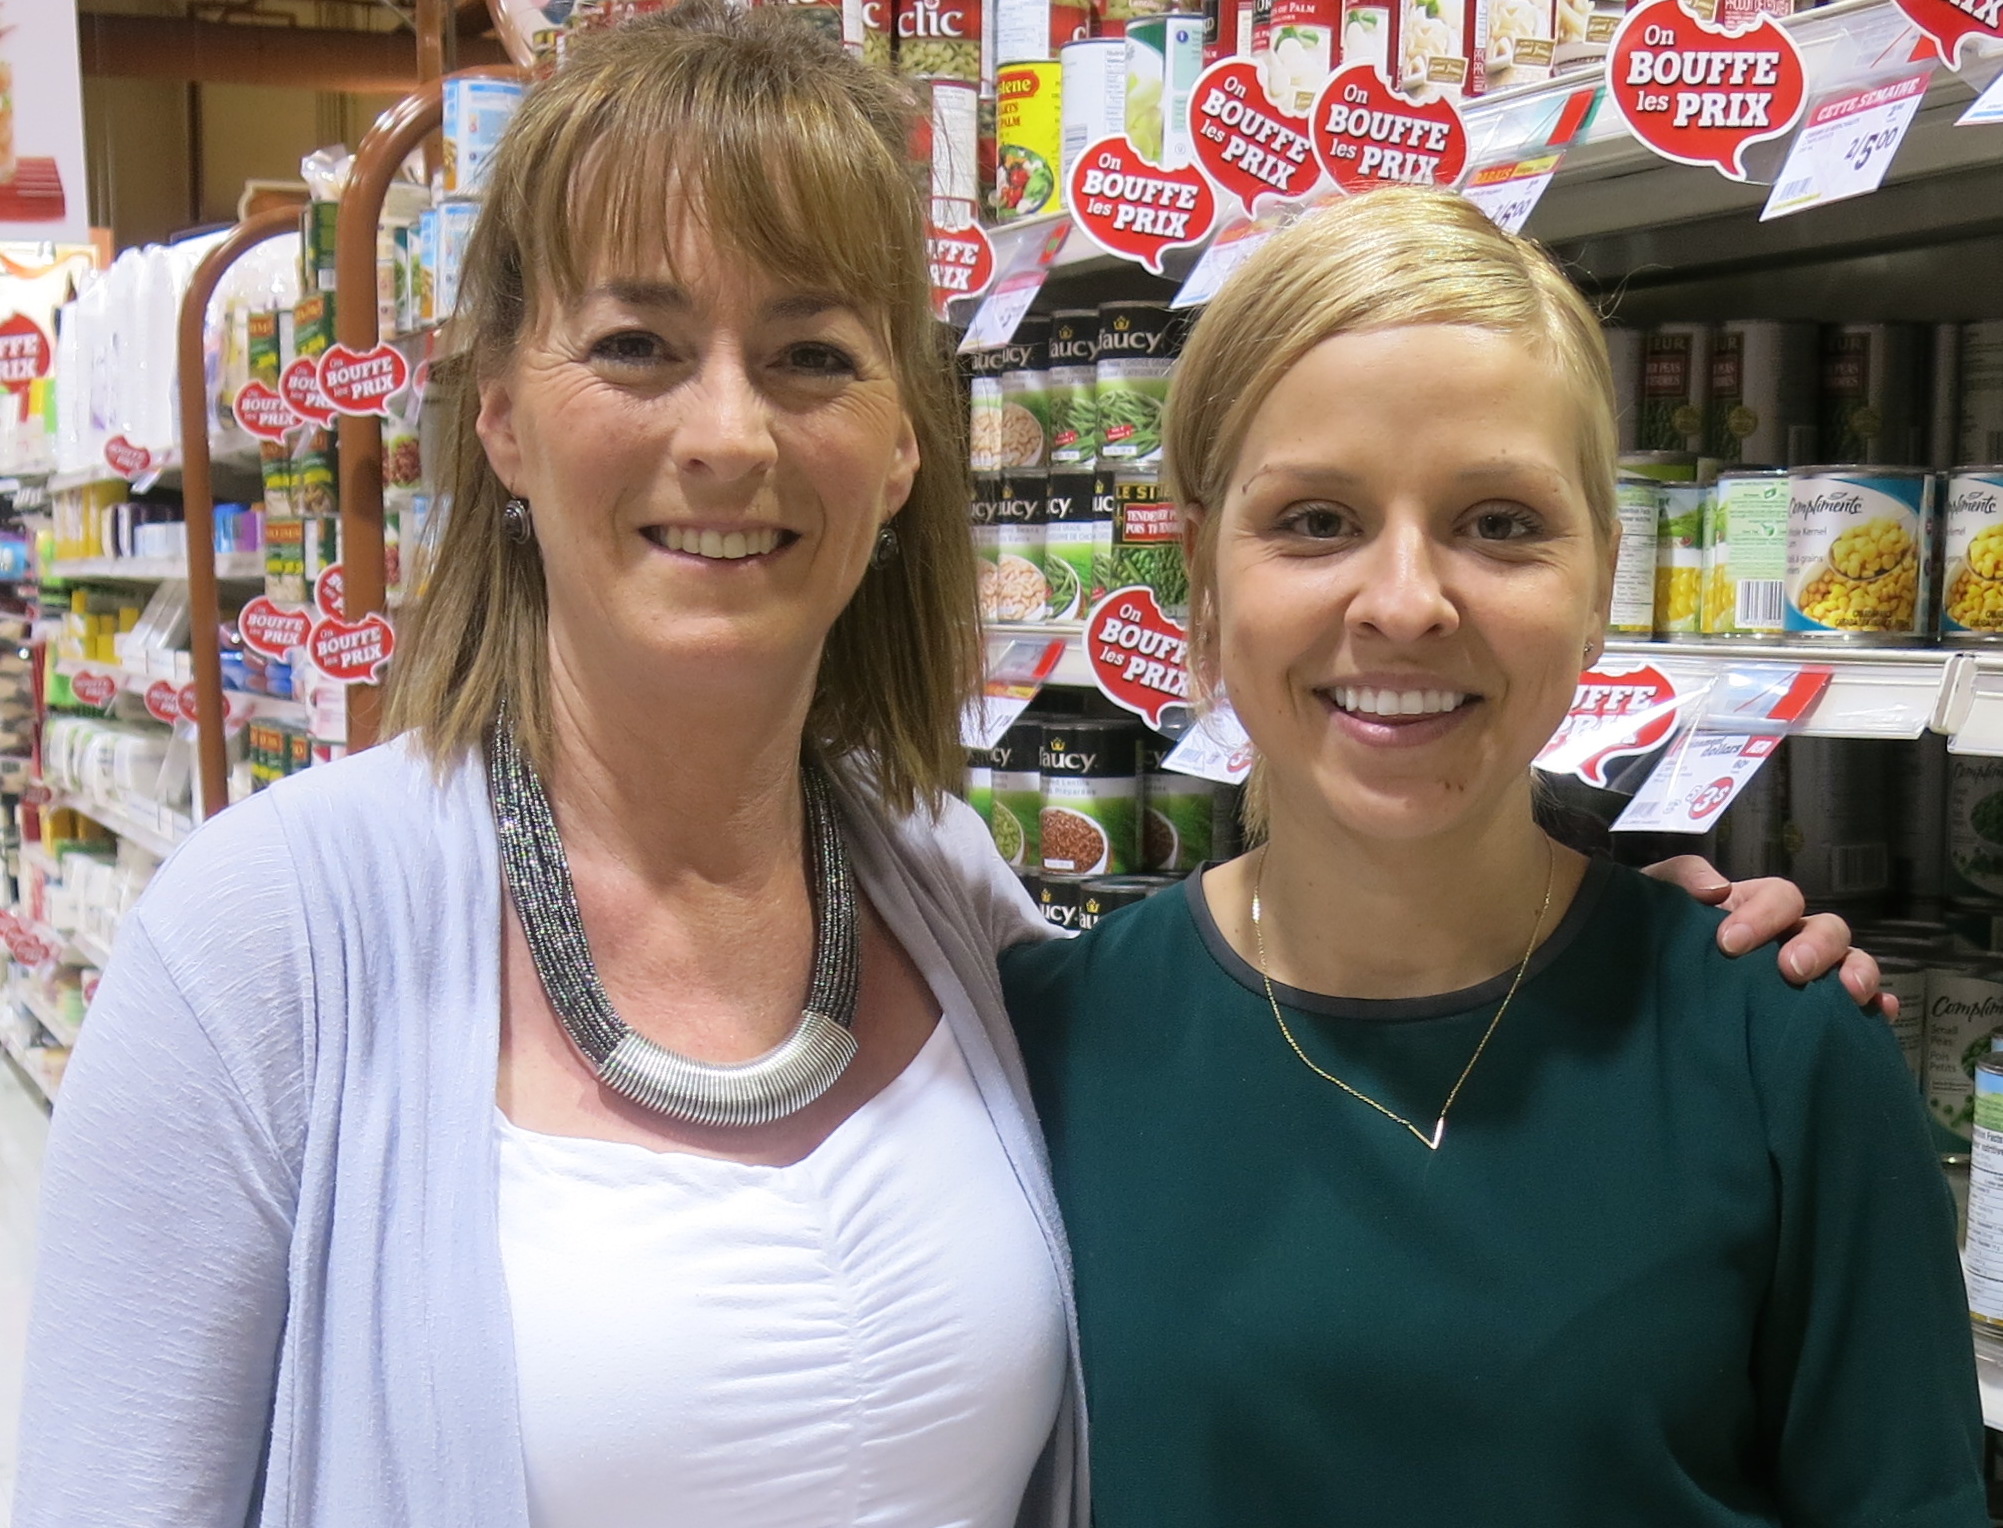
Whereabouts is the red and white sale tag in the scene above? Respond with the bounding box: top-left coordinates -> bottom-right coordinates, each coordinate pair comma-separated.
1160,700 -> 1256,784
1310,65 -> 1468,191
959,218 -> 1071,352
1607,0 -> 1807,181
928,210 -> 997,319
1461,152 -> 1564,233
144,680 -> 182,726
281,355 -> 336,429
233,379 -> 297,442
69,671 -> 117,711
1535,662 -> 1686,788
0,313 -> 52,393
104,435 -> 153,478
1066,136 -> 1218,275
1897,0 -> 2003,70
1189,59 -> 1319,215
238,595 -> 314,660
1085,586 -> 1193,729
308,612 -> 396,685
1613,671 -> 1829,833
315,563 -> 346,622
318,343 -> 410,418
1761,69 -> 1930,219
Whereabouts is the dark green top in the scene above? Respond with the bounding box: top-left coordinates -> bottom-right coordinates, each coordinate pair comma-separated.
1004,858 -> 1986,1528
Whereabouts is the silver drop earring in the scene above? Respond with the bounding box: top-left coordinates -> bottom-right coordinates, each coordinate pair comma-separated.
503,497 -> 534,545
871,523 -> 900,568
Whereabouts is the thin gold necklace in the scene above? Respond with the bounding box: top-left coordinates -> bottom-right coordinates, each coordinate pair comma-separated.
1248,839 -> 1556,1152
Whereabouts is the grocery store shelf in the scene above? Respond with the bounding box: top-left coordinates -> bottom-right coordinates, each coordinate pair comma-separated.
0,1014 -> 58,1106
55,791 -> 186,861
71,927 -> 115,971
16,980 -> 80,1048
989,621 -> 1095,688
45,552 -> 263,583
53,656 -> 309,727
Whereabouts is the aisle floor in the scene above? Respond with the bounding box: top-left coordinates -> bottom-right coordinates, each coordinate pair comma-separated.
0,1060 -> 48,1526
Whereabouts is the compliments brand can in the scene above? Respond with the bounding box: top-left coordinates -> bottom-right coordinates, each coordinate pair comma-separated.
1878,954 -> 1927,1083
1654,483 -> 1707,637
996,63 -> 1064,220
1040,719 -> 1143,874
1928,956 -> 2003,1151
1609,473 -> 1662,634
1967,1055 -> 2003,1325
1785,467 -> 1931,642
1948,755 -> 2003,902
1942,467 -> 2003,641
1705,468 -> 1789,637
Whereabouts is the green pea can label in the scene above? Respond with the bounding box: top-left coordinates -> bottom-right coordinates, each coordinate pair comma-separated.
1942,468 -> 2003,640
1949,756 -> 2003,901
1927,958 -> 2003,1151
1113,473 -> 1188,620
1039,718 -> 1142,874
1142,732 -> 1214,871
1096,301 -> 1176,468
1044,471 -> 1098,620
1785,468 -> 1930,641
1047,309 -> 1099,469
989,719 -> 1044,866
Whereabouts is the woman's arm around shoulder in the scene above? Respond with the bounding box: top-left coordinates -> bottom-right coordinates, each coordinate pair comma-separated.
1745,964 -> 1988,1527
15,793 -> 313,1528
902,790 -> 1054,958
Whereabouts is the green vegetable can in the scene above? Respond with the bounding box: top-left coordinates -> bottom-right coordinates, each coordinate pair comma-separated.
1142,732 -> 1214,872
1113,472 -> 1189,620
1047,309 -> 1099,469
1097,301 -> 1176,469
1040,719 -> 1142,874
1654,483 -> 1707,637
1091,470 -> 1117,607
964,747 -> 994,826
996,63 -> 1064,221
971,473 -> 1003,620
999,315 -> 1053,469
1926,955 -> 2003,1152
990,719 -> 1044,867
1949,756 -> 2003,901
1044,471 -> 1097,620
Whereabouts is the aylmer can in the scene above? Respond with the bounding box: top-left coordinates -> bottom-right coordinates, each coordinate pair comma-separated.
1040,718 -> 1142,874
1785,466 -> 1932,642
1927,954 -> 2003,1153
1940,466 -> 2003,641
1703,468 -> 1790,638
1965,1054 -> 2003,1329
1078,874 -> 1176,929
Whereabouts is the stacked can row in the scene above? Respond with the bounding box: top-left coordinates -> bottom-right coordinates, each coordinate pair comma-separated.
972,469 -> 1189,623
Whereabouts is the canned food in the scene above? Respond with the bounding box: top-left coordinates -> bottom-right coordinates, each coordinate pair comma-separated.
1093,0 -> 1177,35
1927,955 -> 2003,1150
1608,474 -> 1661,635
1820,322 -> 1923,467
1931,321 -> 1959,471
1038,871 -> 1088,930
1091,470 -> 1118,607
1967,1054 -> 2003,1324
1096,301 -> 1177,467
1785,467 -> 1931,641
1942,468 -> 2003,640
996,63 -> 1064,220
1040,718 -> 1142,874
1784,737 -> 1891,907
1340,0 -> 1398,77
996,0 -> 1090,61
1877,954 -> 1926,1084
1718,743 -> 1788,880
971,472 -> 1002,619
1397,0 -> 1481,101
1060,38 -> 1127,183
1949,755 -> 2003,902
1654,483 -> 1707,637
1640,324 -> 1711,455
967,347 -> 1009,473
1048,310 -> 1099,470
1893,730 -> 1948,912
865,0 -> 894,63
1079,874 -> 1176,927
1959,320 -> 2003,466
990,719 -> 1044,866
1126,15 -> 1205,168
1142,733 -> 1216,871
1044,472 -> 1097,620
1948,898 -> 2003,954
1112,473 -> 1188,619
998,315 -> 1052,468
993,469 -> 1050,622
923,78 -> 982,209
965,746 -> 995,826
1619,450 -> 1698,484
1605,326 -> 1644,455
1870,917 -> 1953,947
1703,468 -> 1789,637
1704,320 -> 1816,467
896,0 -> 984,79
1485,0 -> 1555,89
1253,0 -> 1339,115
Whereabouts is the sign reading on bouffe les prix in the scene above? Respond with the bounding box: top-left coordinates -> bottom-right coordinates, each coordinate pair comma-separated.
1606,0 -> 1807,180
1896,0 -> 2003,68
68,670 -> 117,711
232,379 -> 296,442
238,596 -> 314,660
1535,663 -> 1684,787
1066,136 -> 1218,274
1310,65 -> 1469,191
317,343 -> 410,418
1086,585 -> 1193,729
1190,59 -> 1319,214
927,212 -> 997,319
308,612 -> 396,685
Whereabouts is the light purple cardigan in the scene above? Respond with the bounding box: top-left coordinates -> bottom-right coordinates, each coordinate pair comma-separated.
14,738 -> 1084,1528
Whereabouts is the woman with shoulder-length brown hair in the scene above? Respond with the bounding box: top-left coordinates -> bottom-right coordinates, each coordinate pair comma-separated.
17,13 -> 1866,1528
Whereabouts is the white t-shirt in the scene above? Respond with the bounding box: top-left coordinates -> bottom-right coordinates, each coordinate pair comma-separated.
497,1019 -> 1069,1528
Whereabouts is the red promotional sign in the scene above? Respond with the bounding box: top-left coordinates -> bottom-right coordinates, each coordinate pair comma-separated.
308,612 -> 396,685
1085,585 -> 1192,728
1607,0 -> 1807,181
281,354 -> 336,428
1066,136 -> 1218,275
1310,66 -> 1469,191
69,670 -> 117,711
233,379 -> 296,442
10,932 -> 53,969
238,595 -> 313,660
0,312 -> 51,392
927,216 -> 997,317
144,679 -> 181,726
178,684 -> 201,724
1894,0 -> 1999,65
315,563 -> 346,621
1535,664 -> 1681,788
104,435 -> 153,478
317,342 -> 410,418
1190,60 -> 1319,214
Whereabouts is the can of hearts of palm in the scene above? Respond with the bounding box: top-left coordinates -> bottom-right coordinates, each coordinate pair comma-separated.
1040,718 -> 1142,874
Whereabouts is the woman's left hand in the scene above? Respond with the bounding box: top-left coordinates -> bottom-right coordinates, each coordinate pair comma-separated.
1641,857 -> 1888,1019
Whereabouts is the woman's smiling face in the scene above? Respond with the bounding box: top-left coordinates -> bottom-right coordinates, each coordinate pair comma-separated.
1210,323 -> 1612,843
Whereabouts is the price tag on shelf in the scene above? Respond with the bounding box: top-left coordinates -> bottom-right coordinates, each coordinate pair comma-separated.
958,219 -> 1071,353
1959,65 -> 2003,124
1762,69 -> 1931,220
1612,665 -> 1829,833
1173,215 -> 1276,309
1162,700 -> 1255,784
963,637 -> 1067,750
1461,152 -> 1564,234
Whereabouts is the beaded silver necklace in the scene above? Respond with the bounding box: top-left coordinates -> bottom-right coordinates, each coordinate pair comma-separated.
487,720 -> 861,1128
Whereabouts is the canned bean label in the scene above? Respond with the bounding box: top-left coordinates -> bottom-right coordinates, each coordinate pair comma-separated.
998,315 -> 1053,468
1096,302 -> 1176,468
1610,475 -> 1661,634
1125,15 -> 1204,169
993,470 -> 1050,622
1785,469 -> 1929,639
1113,474 -> 1189,620
971,473 -> 1002,620
896,0 -> 984,79
990,720 -> 1044,866
1943,468 -> 2003,639
1040,720 -> 1142,874
1044,471 -> 1097,619
1038,872 -> 1087,931
967,347 -> 1010,473
1142,733 -> 1215,871
1928,960 -> 2003,1149
996,63 -> 1064,220
1654,484 -> 1706,637
1949,756 -> 2003,901
1706,469 -> 1788,636
1047,310 -> 1099,469
1968,1055 -> 2003,1326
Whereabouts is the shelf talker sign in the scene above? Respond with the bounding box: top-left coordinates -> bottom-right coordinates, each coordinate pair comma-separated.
1310,65 -> 1469,191
68,670 -> 116,711
1190,60 -> 1319,214
318,343 -> 410,419
308,612 -> 395,685
1606,0 -> 1807,181
1066,136 -> 1217,274
1086,585 -> 1193,728
928,201 -> 997,319
104,435 -> 154,479
238,596 -> 314,660
1896,0 -> 2003,70
1534,662 -> 1685,787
